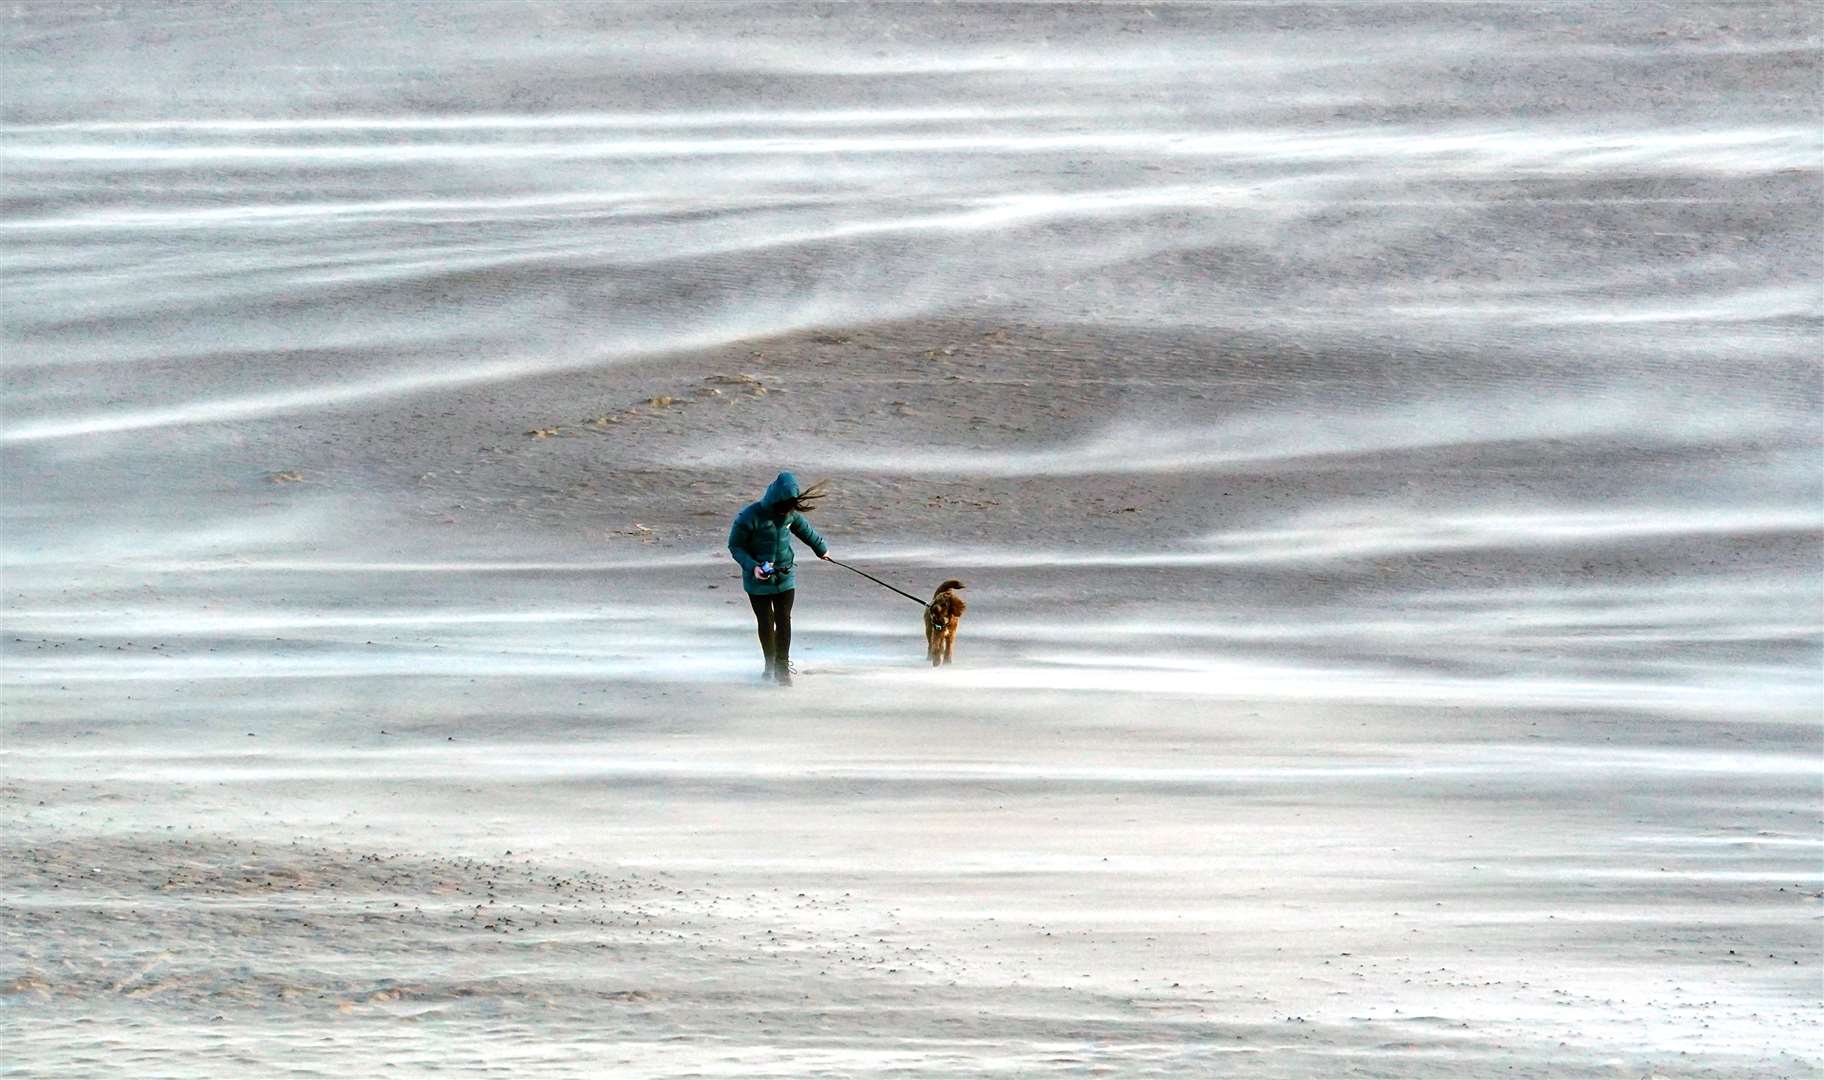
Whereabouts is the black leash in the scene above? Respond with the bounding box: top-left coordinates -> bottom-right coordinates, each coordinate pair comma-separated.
825,557 -> 934,612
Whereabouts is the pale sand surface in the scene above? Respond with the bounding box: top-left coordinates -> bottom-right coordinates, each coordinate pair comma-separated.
4,2 -> 1822,1076
6,668 -> 1820,1078
6,375 -> 1819,1074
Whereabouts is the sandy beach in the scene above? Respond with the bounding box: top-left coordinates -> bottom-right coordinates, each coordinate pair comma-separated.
4,2 -> 1821,1076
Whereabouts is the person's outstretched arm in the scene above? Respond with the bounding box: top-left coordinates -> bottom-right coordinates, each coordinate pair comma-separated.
789,512 -> 830,559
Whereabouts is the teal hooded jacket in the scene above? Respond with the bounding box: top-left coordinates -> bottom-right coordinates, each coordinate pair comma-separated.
728,472 -> 828,595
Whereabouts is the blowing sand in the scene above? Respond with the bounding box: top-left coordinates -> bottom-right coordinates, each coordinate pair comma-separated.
4,1 -> 1822,1076
8,684 -> 1821,1077
5,317 -> 1819,1077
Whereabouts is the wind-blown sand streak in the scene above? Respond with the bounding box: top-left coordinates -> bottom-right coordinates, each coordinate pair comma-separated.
3,2 -> 1819,1077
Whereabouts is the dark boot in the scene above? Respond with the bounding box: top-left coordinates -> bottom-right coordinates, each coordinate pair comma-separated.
773,648 -> 793,686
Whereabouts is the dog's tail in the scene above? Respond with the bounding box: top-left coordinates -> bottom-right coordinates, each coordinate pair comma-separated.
933,579 -> 965,597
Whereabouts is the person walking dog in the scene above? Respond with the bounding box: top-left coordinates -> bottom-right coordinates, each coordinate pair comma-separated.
728,471 -> 830,686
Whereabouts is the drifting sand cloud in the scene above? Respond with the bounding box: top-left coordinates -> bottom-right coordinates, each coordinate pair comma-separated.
692,387 -> 1817,477
4,5 -> 1818,1074
7,123 -> 1812,174
852,506 -> 1818,567
0,299 -> 906,441
862,655 -> 1819,717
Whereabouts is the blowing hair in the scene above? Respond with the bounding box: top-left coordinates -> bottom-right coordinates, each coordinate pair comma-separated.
781,480 -> 828,515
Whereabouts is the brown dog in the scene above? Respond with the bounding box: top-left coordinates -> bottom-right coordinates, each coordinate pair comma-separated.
924,579 -> 966,667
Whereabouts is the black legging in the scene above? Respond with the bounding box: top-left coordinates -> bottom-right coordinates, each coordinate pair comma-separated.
748,588 -> 794,669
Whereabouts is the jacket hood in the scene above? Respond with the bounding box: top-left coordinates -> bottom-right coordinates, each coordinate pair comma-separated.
761,471 -> 800,511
